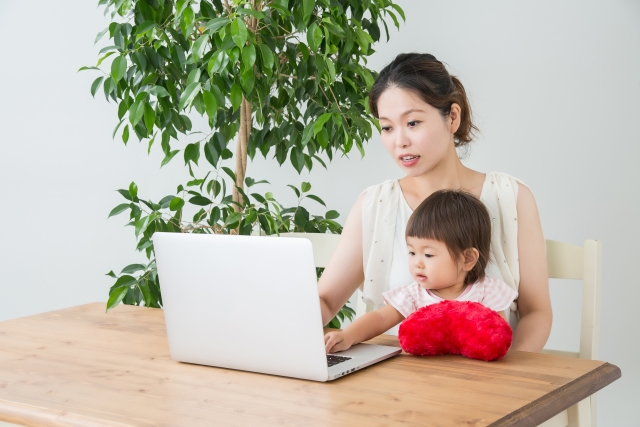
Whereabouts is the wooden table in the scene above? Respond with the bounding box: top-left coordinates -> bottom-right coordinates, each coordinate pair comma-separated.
0,303 -> 619,427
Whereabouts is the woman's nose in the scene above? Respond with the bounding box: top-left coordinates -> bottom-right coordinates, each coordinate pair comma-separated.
395,128 -> 409,148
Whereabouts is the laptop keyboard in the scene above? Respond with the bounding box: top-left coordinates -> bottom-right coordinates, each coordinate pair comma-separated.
327,354 -> 352,367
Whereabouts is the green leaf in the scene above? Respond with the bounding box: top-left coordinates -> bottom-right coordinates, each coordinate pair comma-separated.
184,142 -> 200,165
135,21 -> 157,36
305,194 -> 326,207
120,264 -> 146,274
129,100 -> 145,126
302,0 -> 314,23
240,68 -> 255,94
259,44 -> 274,71
122,125 -> 130,144
301,182 -> 311,193
170,197 -> 185,211
391,3 -> 406,21
129,182 -> 138,200
221,166 -> 236,182
231,18 -> 248,49
207,50 -> 229,75
203,90 -> 218,120
189,195 -> 212,206
242,44 -> 256,68
90,76 -> 104,98
230,82 -> 242,112
192,34 -> 210,61
78,66 -> 100,72
97,51 -> 116,67
290,147 -> 304,174
106,286 -> 129,312
94,27 -> 109,44
150,86 -> 171,97
108,203 -> 131,218
187,68 -> 201,86
307,23 -> 323,51
159,195 -> 175,209
179,82 -> 202,110
144,103 -> 155,132
236,7 -> 265,19
111,274 -> 136,290
301,122 -> 314,146
325,210 -> 340,220
204,17 -> 230,34
313,113 -> 331,136
224,212 -> 242,227
105,270 -> 117,278
161,149 -> 180,167
111,56 -> 127,82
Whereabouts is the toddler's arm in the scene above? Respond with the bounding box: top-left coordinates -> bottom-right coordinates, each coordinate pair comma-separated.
324,304 -> 404,353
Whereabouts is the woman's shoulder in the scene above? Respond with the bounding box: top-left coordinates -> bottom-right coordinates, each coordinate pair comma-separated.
360,179 -> 402,214
484,171 -> 537,204
360,179 -> 400,197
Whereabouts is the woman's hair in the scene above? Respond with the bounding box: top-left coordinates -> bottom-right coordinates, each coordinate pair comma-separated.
406,190 -> 491,285
369,53 -> 478,147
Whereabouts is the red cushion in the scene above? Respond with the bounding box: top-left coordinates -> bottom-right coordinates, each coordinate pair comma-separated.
398,300 -> 512,361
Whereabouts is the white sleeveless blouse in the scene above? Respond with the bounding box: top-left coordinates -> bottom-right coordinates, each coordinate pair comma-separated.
360,172 -> 523,328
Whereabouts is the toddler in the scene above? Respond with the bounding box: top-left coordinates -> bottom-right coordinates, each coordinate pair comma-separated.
325,189 -> 518,353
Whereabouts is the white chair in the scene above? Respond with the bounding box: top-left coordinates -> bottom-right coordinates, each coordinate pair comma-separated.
539,239 -> 602,427
279,232 -> 341,268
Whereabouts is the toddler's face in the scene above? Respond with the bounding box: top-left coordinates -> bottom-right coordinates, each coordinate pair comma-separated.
406,236 -> 466,290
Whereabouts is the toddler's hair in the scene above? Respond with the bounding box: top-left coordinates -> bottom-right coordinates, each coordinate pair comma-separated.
406,190 -> 491,285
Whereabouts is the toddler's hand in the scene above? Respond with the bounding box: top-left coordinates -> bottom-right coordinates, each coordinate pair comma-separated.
324,330 -> 353,353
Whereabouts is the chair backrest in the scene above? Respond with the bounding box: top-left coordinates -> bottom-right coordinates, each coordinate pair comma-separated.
544,240 -> 602,427
544,239 -> 602,360
278,232 -> 341,268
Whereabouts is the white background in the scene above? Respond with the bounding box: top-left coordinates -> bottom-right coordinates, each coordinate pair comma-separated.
0,0 -> 638,425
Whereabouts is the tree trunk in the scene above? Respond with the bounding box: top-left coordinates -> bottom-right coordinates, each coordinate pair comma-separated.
231,2 -> 259,214
232,97 -> 251,213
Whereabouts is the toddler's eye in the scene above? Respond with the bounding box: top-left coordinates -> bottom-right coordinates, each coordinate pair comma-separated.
408,251 -> 415,256
424,254 -> 433,258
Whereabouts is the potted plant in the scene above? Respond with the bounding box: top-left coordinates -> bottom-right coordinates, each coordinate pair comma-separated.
83,0 -> 404,328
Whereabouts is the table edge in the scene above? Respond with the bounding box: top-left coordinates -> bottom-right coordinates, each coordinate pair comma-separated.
488,362 -> 621,427
0,398 -> 132,427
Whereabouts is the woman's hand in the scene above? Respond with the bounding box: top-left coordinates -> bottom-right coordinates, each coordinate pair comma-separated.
325,331 -> 354,353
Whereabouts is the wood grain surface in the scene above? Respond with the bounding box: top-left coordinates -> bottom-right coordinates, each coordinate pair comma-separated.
0,303 -> 620,427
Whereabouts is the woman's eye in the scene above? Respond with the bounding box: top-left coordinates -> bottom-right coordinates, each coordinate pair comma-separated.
381,126 -> 391,132
408,120 -> 420,128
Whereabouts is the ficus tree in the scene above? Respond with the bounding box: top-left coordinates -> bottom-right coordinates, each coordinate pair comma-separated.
84,0 -> 404,328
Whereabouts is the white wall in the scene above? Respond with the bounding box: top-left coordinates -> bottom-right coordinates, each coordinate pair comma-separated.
0,0 -> 638,425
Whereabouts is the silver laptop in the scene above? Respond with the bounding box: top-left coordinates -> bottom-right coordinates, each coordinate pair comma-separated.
153,232 -> 401,381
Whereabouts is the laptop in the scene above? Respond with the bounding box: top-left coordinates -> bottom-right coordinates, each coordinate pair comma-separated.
153,232 -> 401,381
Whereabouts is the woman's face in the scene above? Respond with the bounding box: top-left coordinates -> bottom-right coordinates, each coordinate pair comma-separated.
376,86 -> 458,177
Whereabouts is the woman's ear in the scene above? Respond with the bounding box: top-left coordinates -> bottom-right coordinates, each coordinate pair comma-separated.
448,103 -> 461,135
461,248 -> 479,272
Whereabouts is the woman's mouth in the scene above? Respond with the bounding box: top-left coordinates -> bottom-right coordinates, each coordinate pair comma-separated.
400,155 -> 420,167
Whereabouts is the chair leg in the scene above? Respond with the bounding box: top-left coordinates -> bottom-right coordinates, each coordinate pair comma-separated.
567,397 -> 592,427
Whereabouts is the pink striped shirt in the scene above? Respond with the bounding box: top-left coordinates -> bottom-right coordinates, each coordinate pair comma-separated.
382,275 -> 518,318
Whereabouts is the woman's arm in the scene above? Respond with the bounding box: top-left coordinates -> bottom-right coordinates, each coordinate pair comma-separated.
511,184 -> 553,352
318,193 -> 366,326
325,305 -> 404,353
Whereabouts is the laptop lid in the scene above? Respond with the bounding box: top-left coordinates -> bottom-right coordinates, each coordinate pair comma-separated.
153,233 -> 329,381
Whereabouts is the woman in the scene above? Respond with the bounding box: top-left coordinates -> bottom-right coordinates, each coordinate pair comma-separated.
318,53 -> 552,352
